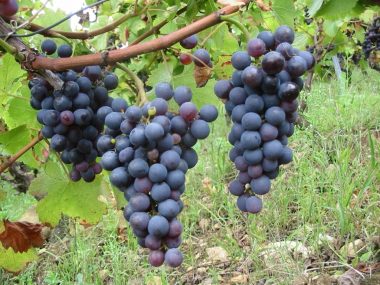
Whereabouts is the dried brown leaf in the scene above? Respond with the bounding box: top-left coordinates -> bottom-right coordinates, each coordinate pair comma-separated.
0,220 -> 45,253
194,65 -> 212,87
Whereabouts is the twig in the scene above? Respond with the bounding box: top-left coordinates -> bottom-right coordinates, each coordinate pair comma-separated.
115,63 -> 147,105
200,22 -> 227,46
13,0 -> 49,32
17,5 -> 147,40
130,6 -> 187,45
1,0 -> 110,38
29,0 -> 252,71
0,132 -> 44,174
304,261 -> 366,279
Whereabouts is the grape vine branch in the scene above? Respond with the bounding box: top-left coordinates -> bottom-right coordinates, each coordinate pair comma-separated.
1,0 -> 251,72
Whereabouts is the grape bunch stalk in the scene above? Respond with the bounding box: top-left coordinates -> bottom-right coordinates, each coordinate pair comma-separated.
214,25 -> 315,214
96,83 -> 218,267
30,39 -> 120,182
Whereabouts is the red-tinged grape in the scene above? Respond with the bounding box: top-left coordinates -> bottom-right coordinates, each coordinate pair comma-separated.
179,102 -> 198,122
0,0 -> 18,17
179,53 -> 192,65
149,250 -> 165,267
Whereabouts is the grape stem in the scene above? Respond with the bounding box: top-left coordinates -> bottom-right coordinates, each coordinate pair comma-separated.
13,0 -> 50,33
0,132 -> 44,174
115,63 -> 147,106
220,15 -> 250,43
1,0 -> 251,72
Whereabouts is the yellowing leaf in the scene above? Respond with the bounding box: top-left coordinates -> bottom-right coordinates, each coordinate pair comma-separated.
0,244 -> 38,273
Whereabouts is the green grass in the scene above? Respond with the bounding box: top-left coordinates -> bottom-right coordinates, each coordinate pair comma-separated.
1,69 -> 380,284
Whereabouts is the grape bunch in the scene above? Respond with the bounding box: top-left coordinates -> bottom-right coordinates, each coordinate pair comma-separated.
0,0 -> 18,17
179,34 -> 212,67
362,17 -> 380,60
97,83 -> 218,267
214,25 -> 314,214
29,40 -> 120,182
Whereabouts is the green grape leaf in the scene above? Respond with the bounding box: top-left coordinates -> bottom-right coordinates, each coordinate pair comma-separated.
89,15 -> 109,51
0,126 -> 43,169
111,185 -> 127,210
308,0 -> 324,16
293,32 -> 311,49
33,8 -> 70,31
3,85 -> 40,130
146,62 -> 174,88
272,0 -> 296,27
0,244 -> 38,273
205,23 -> 240,57
28,162 -> 108,227
0,54 -> 26,106
316,0 -> 358,19
323,20 -> 341,38
0,181 -> 36,221
213,55 -> 234,80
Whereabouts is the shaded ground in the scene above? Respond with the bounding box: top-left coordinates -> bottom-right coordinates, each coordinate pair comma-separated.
1,69 -> 380,284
